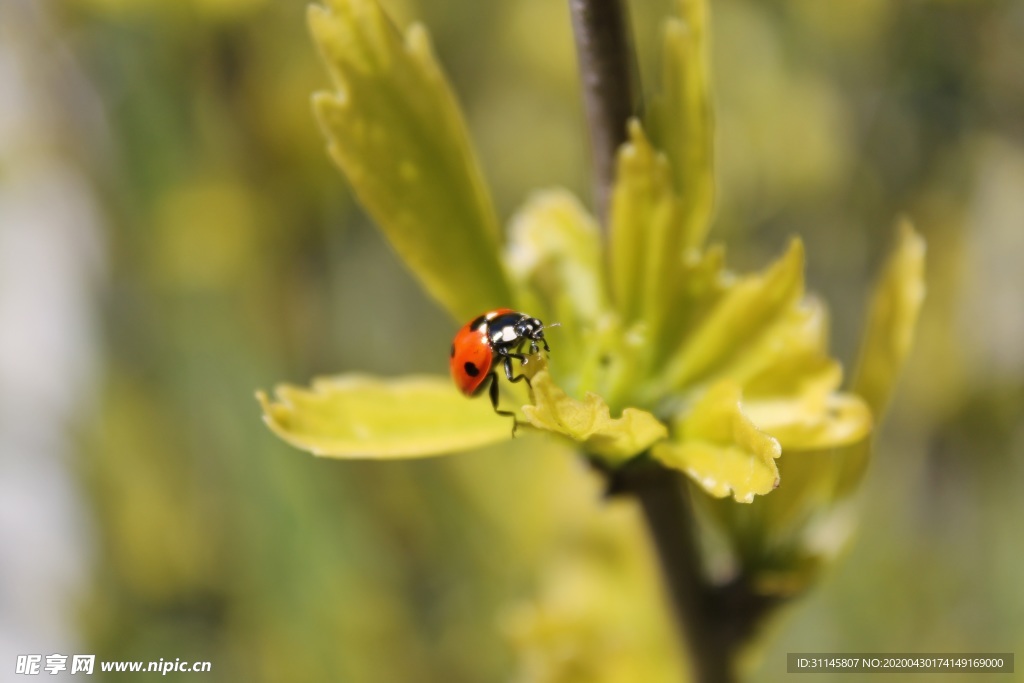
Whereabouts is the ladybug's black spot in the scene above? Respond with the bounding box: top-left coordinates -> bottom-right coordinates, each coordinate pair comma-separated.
450,343 -> 455,358
464,362 -> 480,377
470,315 -> 487,330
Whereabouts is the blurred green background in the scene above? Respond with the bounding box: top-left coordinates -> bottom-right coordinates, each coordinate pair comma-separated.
1,0 -> 1021,681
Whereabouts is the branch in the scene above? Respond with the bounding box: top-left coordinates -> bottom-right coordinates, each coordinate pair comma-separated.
569,3 -> 784,679
568,0 -> 638,225
609,459 -> 784,683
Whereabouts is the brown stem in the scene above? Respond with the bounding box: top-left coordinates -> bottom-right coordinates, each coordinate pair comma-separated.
568,0 -> 638,225
569,2 -> 782,678
610,459 -> 784,683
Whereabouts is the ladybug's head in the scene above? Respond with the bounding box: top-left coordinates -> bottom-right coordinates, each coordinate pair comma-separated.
514,316 -> 546,341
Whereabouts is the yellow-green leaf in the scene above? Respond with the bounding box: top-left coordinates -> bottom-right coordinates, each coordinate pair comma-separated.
652,0 -> 714,249
258,374 -> 511,458
648,243 -> 728,370
852,219 -> 926,418
728,300 -> 873,451
724,297 -> 830,390
504,190 -> 615,389
608,121 -> 681,328
744,391 -> 871,452
505,191 -> 609,331
650,238 -> 805,397
309,0 -> 511,321
521,370 -> 667,465
652,380 -> 781,502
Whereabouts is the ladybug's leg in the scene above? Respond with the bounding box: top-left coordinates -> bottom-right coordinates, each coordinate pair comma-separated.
523,336 -> 548,355
503,355 -> 531,384
496,347 -> 532,385
487,372 -> 519,437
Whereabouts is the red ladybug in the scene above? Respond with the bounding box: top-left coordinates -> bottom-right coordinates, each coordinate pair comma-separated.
450,309 -> 552,430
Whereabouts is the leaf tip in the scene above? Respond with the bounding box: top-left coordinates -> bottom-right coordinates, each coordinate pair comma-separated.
785,235 -> 806,265
405,22 -> 432,59
895,217 -> 927,299
625,117 -> 647,144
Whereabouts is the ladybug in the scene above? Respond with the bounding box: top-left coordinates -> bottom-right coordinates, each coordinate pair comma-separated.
450,309 -> 552,431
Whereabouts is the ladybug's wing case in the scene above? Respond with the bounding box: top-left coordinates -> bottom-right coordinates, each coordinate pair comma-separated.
450,324 -> 494,396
